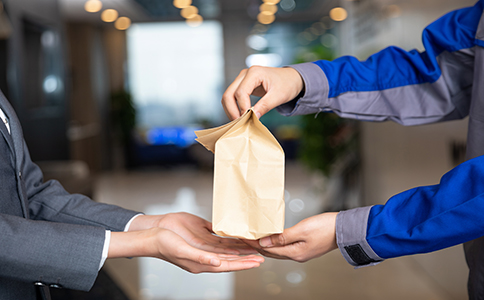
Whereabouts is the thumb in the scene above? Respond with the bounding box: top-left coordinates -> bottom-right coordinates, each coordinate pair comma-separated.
253,89 -> 290,119
259,229 -> 298,248
252,96 -> 272,119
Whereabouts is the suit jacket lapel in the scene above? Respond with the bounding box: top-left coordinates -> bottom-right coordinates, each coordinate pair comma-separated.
0,90 -> 24,171
0,118 -> 15,164
0,107 -> 15,159
0,90 -> 28,218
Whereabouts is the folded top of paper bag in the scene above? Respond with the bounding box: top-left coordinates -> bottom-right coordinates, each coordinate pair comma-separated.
195,109 -> 285,240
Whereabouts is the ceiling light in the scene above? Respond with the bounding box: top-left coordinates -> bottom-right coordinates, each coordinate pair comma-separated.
181,6 -> 198,19
173,0 -> 192,9
257,13 -> 275,25
115,17 -> 131,30
263,0 -> 281,4
85,0 -> 102,13
260,3 -> 278,15
329,7 -> 347,21
101,9 -> 118,22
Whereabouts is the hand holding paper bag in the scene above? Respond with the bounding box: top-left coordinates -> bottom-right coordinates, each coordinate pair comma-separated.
195,109 -> 285,240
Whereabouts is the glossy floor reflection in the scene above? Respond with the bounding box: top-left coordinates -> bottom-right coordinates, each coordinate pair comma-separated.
95,163 -> 468,300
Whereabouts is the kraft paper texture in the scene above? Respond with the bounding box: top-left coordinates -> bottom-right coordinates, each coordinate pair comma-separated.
195,109 -> 285,240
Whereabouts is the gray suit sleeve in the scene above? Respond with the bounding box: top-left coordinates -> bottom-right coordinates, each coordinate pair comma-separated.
0,213 -> 106,291
21,141 -> 140,231
0,91 -> 141,291
13,140 -> 141,290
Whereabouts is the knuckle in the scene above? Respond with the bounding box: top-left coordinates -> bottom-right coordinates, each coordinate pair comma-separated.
292,249 -> 309,263
257,101 -> 269,112
221,91 -> 230,101
198,254 -> 206,265
164,213 -> 175,221
278,234 -> 286,246
234,89 -> 245,100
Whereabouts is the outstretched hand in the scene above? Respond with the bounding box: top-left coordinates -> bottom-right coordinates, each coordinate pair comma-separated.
129,212 -> 258,255
242,212 -> 338,262
221,66 -> 304,120
109,228 -> 264,274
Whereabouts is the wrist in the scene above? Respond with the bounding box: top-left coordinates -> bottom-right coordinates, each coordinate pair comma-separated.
128,214 -> 165,231
327,212 -> 338,252
109,228 -> 161,258
287,67 -> 305,96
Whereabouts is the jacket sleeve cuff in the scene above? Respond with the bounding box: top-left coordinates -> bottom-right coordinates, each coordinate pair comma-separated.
336,206 -> 384,268
276,62 -> 330,116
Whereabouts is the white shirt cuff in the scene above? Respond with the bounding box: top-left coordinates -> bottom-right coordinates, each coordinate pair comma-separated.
124,213 -> 144,232
99,230 -> 111,270
98,214 -> 144,270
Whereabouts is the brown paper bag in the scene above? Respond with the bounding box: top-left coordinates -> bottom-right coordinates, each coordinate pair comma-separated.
195,109 -> 285,240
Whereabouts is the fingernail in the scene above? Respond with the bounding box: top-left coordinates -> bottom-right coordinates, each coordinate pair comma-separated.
255,111 -> 262,119
259,237 -> 273,247
210,258 -> 220,266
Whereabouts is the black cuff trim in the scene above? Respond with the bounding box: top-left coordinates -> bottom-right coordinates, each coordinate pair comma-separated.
344,244 -> 380,265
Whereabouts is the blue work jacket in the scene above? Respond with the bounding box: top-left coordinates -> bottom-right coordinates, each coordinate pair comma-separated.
279,0 -> 484,266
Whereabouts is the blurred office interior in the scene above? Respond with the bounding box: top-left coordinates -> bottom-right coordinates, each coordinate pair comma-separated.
0,0 -> 477,299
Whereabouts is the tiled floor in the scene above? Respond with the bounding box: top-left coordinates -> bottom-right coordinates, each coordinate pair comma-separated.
95,162 -> 469,300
